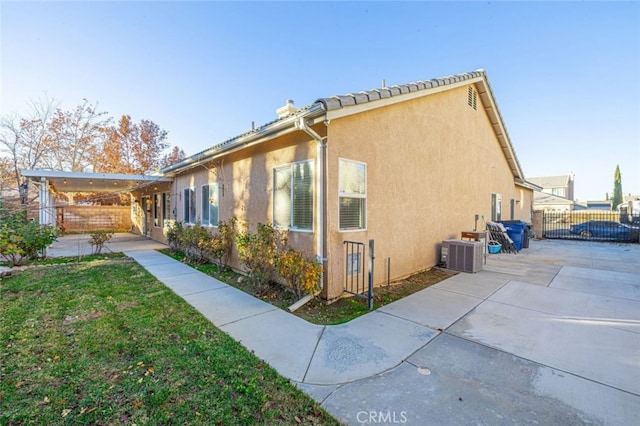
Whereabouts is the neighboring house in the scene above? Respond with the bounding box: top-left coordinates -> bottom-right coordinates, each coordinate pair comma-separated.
586,200 -> 613,210
622,195 -> 640,216
23,69 -> 538,301
528,175 -> 575,212
528,174 -> 575,200
533,191 -> 574,212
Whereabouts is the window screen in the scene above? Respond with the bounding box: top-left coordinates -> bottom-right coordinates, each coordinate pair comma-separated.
273,161 -> 313,230
339,159 -> 366,230
184,188 -> 196,224
201,183 -> 219,226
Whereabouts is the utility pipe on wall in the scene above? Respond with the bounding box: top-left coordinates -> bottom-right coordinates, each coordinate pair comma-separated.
295,118 -> 327,289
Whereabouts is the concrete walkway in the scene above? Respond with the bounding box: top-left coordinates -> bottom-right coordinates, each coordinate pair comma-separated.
48,235 -> 640,425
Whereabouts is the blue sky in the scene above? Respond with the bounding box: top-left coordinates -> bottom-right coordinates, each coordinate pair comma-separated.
1,1 -> 639,202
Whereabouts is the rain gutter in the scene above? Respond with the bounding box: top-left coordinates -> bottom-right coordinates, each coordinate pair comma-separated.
161,103 -> 325,177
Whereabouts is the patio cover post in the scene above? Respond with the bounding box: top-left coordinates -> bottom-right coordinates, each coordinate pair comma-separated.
39,178 -> 56,227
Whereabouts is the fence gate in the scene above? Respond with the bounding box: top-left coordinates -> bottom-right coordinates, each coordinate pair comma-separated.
543,211 -> 639,243
343,240 -> 375,310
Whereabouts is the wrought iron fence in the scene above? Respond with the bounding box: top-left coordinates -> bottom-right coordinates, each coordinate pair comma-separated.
543,210 -> 639,243
343,240 -> 375,310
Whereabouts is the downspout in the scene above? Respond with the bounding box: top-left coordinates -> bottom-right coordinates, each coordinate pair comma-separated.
295,118 -> 327,290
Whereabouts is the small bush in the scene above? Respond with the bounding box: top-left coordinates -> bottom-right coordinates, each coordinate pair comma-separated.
166,221 -> 184,252
0,209 -> 58,266
276,249 -> 322,299
200,218 -> 236,270
165,219 -> 236,269
89,230 -> 113,254
181,222 -> 211,263
235,222 -> 286,294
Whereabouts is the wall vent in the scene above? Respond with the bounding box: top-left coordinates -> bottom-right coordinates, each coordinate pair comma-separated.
468,87 -> 477,110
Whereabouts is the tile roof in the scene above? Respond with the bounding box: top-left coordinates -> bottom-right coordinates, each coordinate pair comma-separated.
528,175 -> 572,189
316,70 -> 486,110
162,69 -> 528,180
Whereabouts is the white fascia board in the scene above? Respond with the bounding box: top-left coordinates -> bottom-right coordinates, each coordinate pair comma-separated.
21,170 -> 172,182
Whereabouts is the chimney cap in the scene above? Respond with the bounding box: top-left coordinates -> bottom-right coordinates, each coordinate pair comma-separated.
276,99 -> 298,118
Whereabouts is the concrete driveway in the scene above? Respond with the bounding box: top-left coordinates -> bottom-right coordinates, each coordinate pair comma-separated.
46,235 -> 640,425
311,240 -> 640,425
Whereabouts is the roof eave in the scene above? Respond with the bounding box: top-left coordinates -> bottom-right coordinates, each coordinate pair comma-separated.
515,179 -> 542,191
161,103 -> 326,176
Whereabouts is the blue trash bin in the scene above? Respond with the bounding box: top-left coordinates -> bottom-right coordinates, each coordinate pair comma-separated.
499,220 -> 526,251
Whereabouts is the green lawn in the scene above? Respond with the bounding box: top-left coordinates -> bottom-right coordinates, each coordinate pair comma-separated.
0,259 -> 341,425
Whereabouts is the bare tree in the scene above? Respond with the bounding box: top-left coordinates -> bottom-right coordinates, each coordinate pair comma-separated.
0,96 -> 58,202
45,99 -> 111,172
162,145 -> 186,168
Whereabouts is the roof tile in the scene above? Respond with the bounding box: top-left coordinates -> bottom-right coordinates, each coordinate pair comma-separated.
364,90 -> 380,101
314,70 -> 486,111
352,93 -> 369,104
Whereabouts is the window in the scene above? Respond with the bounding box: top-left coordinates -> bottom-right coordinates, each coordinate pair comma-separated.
339,158 -> 366,230
201,183 -> 219,227
273,160 -> 314,231
153,193 -> 160,227
183,188 -> 196,224
162,192 -> 171,227
491,193 -> 502,222
551,187 -> 566,197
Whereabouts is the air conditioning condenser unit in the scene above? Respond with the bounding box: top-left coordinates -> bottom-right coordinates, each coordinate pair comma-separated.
441,239 -> 483,273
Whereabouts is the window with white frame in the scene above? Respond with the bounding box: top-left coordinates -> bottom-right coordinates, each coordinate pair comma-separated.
273,160 -> 314,231
153,193 -> 160,227
162,192 -> 171,227
491,193 -> 502,222
201,183 -> 219,227
339,158 -> 366,230
183,188 -> 196,224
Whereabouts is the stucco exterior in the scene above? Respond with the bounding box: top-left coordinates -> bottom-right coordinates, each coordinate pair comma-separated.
22,71 -> 535,302
322,84 -> 533,299
157,71 -> 535,301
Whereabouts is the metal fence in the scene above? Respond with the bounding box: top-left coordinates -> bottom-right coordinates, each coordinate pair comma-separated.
543,210 -> 639,243
343,240 -> 375,310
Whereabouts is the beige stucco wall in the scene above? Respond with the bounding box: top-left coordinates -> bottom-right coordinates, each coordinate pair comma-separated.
154,83 -> 532,301
323,84 -> 533,299
131,181 -> 173,243
171,131 -> 320,270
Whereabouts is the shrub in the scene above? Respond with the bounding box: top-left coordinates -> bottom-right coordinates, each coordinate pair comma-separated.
182,222 -> 211,264
202,217 -> 236,270
166,221 -> 184,252
276,249 -> 322,299
235,222 -> 286,294
89,231 -> 113,254
166,219 -> 236,269
0,209 -> 58,266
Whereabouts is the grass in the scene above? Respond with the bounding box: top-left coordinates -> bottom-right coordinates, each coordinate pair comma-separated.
158,249 -> 455,325
1,252 -> 127,268
0,259 -> 341,425
294,268 -> 456,325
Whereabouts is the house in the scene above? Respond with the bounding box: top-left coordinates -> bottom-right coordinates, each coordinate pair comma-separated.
533,191 -> 574,212
139,69 -> 536,300
586,200 -> 613,210
23,70 -> 537,301
529,174 -> 576,213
